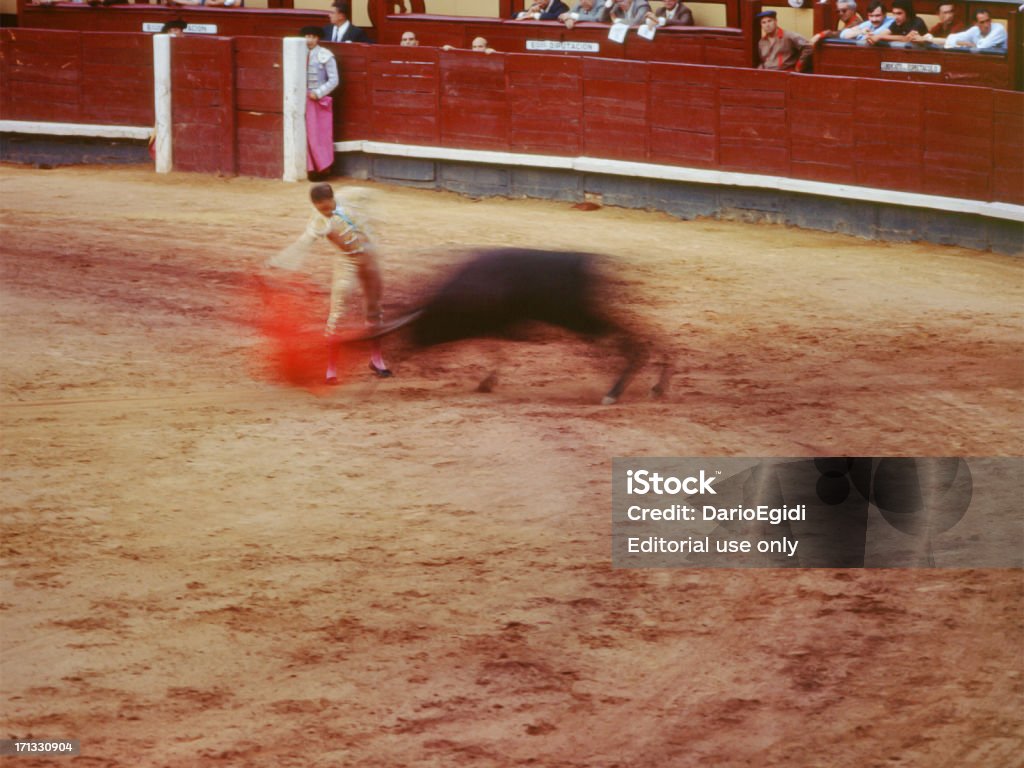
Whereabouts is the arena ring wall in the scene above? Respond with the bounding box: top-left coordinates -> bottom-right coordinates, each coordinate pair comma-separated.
1,29 -> 1021,255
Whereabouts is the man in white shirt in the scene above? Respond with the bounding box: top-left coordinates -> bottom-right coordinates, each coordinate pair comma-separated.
323,1 -> 370,44
514,1 -> 570,20
943,8 -> 1007,49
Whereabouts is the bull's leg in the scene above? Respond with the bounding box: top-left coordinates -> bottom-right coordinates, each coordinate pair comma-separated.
650,357 -> 673,398
475,339 -> 506,394
601,334 -> 648,405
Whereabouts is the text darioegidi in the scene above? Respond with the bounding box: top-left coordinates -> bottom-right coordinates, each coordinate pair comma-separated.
625,505 -> 807,525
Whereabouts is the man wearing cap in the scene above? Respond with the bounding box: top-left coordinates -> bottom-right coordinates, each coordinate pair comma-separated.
755,10 -> 813,71
302,26 -> 339,181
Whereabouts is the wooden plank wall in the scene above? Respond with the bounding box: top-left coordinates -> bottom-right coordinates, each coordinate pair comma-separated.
0,28 -> 152,126
235,36 -> 282,178
333,45 -> 1023,205
2,31 -> 1019,207
171,35 -> 235,175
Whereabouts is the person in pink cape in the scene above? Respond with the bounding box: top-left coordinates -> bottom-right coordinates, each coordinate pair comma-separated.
301,26 -> 339,182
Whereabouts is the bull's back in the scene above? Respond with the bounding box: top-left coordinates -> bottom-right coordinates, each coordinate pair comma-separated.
410,248 -> 613,347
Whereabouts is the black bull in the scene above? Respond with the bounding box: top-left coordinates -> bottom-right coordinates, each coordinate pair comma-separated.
337,248 -> 673,404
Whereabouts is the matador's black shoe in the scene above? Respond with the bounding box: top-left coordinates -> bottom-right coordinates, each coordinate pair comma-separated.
369,362 -> 393,378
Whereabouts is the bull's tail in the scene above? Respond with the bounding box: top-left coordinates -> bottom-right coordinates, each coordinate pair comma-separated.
333,309 -> 424,344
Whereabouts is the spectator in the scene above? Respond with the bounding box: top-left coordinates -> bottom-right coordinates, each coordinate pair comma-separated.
559,0 -> 609,28
928,3 -> 965,36
756,9 -> 813,70
816,0 -> 864,41
400,31 -> 419,46
644,0 -> 694,27
471,36 -> 497,53
443,37 -> 497,54
606,0 -> 653,26
942,8 -> 1007,49
301,25 -> 339,181
161,20 -> 187,36
514,1 -> 570,20
840,1 -> 894,39
323,1 -> 370,44
867,0 -> 927,43
168,0 -> 243,6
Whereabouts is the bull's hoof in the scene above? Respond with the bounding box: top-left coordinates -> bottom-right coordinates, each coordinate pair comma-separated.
650,384 -> 666,398
601,395 -> 618,405
476,373 -> 498,393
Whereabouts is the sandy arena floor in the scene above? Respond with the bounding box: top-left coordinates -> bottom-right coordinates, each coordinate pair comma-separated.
1,164 -> 1021,767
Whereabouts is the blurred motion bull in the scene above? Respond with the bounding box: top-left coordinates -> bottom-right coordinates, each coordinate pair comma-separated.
337,248 -> 673,404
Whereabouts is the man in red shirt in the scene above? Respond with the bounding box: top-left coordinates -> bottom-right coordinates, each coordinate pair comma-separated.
755,10 -> 813,72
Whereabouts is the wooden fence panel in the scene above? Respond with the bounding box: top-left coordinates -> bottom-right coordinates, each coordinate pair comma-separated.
440,51 -> 508,150
992,91 -> 1024,205
648,63 -> 720,168
852,79 -> 925,193
717,67 -> 789,174
581,58 -> 649,161
171,36 -> 235,175
788,74 -> 856,186
507,53 -> 582,155
364,45 -> 435,145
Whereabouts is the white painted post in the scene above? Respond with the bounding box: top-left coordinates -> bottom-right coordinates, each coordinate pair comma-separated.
282,37 -> 308,182
153,34 -> 172,174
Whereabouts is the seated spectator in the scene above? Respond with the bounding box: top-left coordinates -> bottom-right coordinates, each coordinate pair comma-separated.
514,1 -> 570,20
866,0 -> 927,43
471,36 -> 497,53
559,0 -> 608,28
607,0 -> 653,26
400,31 -> 419,46
169,0 -> 242,6
816,0 -> 864,41
942,8 -> 1007,49
323,1 -> 371,44
644,0 -> 694,28
161,19 -> 187,36
928,3 -> 965,36
840,1 -> 894,40
756,9 -> 813,71
442,37 -> 497,54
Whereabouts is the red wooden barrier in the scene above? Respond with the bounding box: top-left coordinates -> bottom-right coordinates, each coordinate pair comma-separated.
171,35 -> 235,175
3,31 -> 1019,208
440,50 -> 509,151
235,36 -> 282,178
649,63 -> 720,169
507,53 -> 582,155
0,28 -> 152,126
992,91 -> 1024,205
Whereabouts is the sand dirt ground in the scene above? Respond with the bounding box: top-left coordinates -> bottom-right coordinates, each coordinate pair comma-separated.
1,164 -> 1021,767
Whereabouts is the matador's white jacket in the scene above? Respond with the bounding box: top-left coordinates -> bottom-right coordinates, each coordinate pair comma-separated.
265,202 -> 374,335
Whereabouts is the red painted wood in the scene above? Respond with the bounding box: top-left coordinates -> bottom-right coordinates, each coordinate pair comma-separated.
236,110 -> 282,178
171,36 -> 235,175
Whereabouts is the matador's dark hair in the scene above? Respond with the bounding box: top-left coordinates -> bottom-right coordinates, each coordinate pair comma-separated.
310,183 -> 335,202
